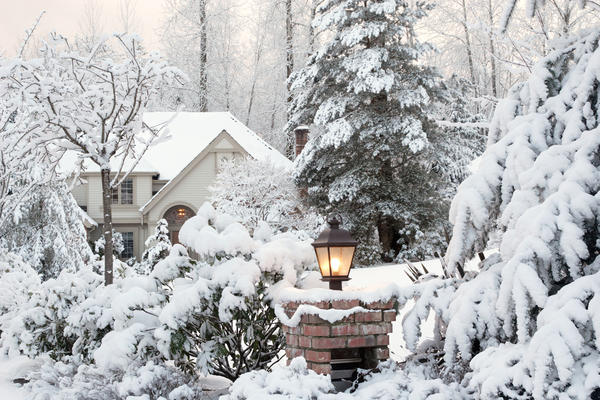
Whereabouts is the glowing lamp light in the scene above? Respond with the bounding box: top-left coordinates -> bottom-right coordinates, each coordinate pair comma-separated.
311,215 -> 358,291
176,208 -> 187,218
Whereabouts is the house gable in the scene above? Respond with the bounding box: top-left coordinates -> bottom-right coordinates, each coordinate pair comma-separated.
140,129 -> 248,218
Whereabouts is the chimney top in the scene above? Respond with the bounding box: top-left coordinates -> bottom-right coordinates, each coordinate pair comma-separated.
294,126 -> 309,158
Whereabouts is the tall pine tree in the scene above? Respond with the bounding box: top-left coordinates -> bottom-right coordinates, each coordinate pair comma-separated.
290,0 -> 451,263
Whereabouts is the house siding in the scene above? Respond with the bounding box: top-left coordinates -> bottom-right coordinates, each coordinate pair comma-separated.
147,153 -> 217,225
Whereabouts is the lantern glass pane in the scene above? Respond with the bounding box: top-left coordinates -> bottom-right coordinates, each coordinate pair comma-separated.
328,246 -> 355,277
315,247 -> 331,277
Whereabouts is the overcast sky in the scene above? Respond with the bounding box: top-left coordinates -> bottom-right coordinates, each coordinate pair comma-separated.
0,0 -> 165,56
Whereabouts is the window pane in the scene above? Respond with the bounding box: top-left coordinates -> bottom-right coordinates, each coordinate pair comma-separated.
315,247 -> 330,277
112,187 -> 119,204
121,232 -> 134,259
121,178 -> 133,204
328,246 -> 355,277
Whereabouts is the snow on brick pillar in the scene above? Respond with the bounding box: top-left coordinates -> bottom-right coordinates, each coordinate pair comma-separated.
280,298 -> 396,377
294,126 -> 309,158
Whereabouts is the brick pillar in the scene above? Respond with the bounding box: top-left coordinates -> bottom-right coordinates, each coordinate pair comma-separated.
281,298 -> 396,375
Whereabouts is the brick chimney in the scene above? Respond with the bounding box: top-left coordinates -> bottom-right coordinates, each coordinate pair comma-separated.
294,126 -> 309,158
281,297 -> 396,391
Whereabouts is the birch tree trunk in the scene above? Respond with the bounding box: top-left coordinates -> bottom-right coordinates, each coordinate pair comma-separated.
199,0 -> 208,112
461,0 -> 477,94
487,0 -> 498,98
285,0 -> 295,157
101,168 -> 114,285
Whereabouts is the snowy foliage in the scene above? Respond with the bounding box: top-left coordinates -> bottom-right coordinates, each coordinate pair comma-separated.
136,219 -> 172,275
156,202 -> 315,380
440,29 -> 600,398
291,0 -> 480,264
0,253 -> 41,333
210,157 -> 323,236
222,358 -> 468,400
1,267 -> 102,360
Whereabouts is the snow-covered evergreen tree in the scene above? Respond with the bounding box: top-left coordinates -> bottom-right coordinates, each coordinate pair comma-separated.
291,0 -> 458,263
441,29 -> 600,398
137,219 -> 172,275
0,180 -> 93,280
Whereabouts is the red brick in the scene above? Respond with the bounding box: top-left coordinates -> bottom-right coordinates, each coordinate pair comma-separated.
360,323 -> 392,335
303,325 -> 330,337
376,335 -> 390,346
331,323 -> 360,336
338,314 -> 355,323
299,335 -> 311,348
306,301 -> 330,309
354,311 -> 382,322
283,301 -> 299,310
286,334 -> 299,347
305,350 -> 331,363
309,362 -> 332,375
347,335 -> 376,348
383,310 -> 397,322
286,347 -> 304,359
301,314 -> 311,323
375,347 -> 389,360
331,299 -> 360,310
307,314 -> 328,324
283,325 -> 301,335
311,337 -> 346,349
363,299 -> 395,310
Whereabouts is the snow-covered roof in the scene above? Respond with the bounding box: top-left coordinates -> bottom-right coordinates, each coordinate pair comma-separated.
143,112 -> 290,180
75,112 -> 290,180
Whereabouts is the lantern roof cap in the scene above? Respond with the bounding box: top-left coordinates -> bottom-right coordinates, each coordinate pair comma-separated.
312,215 -> 358,247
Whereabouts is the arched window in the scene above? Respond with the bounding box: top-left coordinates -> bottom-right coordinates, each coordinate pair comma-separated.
163,205 -> 195,244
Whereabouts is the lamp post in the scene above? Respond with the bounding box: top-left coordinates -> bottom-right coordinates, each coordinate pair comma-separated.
312,215 -> 358,290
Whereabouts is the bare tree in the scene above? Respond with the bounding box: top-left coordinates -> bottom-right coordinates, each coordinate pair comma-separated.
0,34 -> 184,284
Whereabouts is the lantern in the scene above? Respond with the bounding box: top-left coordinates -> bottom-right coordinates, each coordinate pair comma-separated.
312,215 -> 358,290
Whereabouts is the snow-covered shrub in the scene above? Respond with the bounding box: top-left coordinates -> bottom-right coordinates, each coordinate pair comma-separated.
440,30 -> 600,398
1,266 -> 102,359
26,357 -> 205,400
0,180 -> 93,280
136,219 -> 172,275
67,245 -> 191,364
0,252 -> 41,333
210,157 -> 323,236
222,358 -> 468,400
156,203 -> 315,380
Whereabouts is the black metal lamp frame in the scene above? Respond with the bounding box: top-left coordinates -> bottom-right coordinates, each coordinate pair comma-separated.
311,215 -> 358,291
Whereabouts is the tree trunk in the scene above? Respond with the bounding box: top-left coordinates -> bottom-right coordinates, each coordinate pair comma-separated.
308,0 -> 316,54
487,0 -> 498,98
460,0 -> 477,96
285,0 -> 295,158
101,168 -> 114,285
199,0 -> 208,112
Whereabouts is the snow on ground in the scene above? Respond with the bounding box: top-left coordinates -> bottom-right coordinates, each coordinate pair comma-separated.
0,356 -> 41,399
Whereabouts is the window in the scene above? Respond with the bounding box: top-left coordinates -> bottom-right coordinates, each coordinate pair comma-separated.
121,232 -> 134,259
121,179 -> 133,204
112,178 -> 134,205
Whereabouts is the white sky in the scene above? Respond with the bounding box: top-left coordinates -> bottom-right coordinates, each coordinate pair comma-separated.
0,0 -> 166,56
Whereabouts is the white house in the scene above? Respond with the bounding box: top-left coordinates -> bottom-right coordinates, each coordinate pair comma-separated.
71,112 -> 291,260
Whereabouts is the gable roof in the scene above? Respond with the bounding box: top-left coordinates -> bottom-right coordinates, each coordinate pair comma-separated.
142,112 -> 291,180
70,112 -> 291,180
